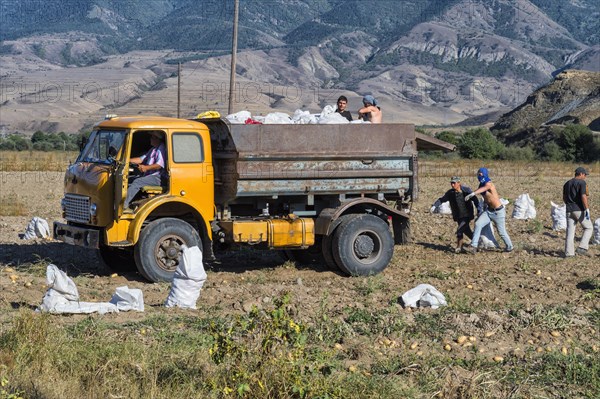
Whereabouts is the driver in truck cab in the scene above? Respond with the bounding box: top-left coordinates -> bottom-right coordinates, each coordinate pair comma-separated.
124,131 -> 167,211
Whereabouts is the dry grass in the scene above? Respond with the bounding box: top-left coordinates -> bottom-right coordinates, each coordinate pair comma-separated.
0,151 -> 78,172
419,158 -> 599,179
0,194 -> 27,216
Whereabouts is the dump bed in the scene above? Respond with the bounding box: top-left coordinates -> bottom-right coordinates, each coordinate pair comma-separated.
200,119 -> 444,205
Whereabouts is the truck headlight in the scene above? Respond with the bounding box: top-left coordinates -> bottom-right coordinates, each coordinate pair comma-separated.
90,203 -> 98,216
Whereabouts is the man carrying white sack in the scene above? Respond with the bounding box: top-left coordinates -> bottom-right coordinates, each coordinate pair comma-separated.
464,167 -> 513,254
431,176 -> 482,253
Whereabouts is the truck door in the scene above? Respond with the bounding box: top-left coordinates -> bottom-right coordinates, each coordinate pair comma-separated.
113,160 -> 127,217
169,130 -> 214,219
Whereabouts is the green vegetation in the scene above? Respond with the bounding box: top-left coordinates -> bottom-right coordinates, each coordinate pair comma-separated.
555,124 -> 600,163
2,293 -> 598,398
426,124 -> 600,163
435,131 -> 459,145
0,131 -> 84,152
457,128 -> 504,159
530,0 -> 600,46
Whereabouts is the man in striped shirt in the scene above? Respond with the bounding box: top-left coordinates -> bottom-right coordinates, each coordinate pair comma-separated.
124,131 -> 166,210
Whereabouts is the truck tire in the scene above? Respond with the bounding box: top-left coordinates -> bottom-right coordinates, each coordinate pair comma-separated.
332,214 -> 394,276
321,232 -> 339,271
322,214 -> 356,272
97,246 -> 136,273
134,218 -> 201,282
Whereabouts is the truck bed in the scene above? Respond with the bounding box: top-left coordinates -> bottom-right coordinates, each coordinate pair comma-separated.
203,120 -> 418,204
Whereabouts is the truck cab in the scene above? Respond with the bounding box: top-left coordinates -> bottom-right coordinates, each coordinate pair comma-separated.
55,116 -> 215,281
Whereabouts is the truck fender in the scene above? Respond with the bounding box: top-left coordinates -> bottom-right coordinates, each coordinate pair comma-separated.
127,196 -> 214,258
314,198 -> 410,244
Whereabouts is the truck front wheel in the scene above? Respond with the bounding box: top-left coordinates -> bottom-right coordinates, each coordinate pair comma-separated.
332,214 -> 394,276
134,218 -> 201,282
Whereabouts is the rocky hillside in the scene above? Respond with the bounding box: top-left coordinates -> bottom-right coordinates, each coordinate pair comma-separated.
0,0 -> 599,134
492,70 -> 600,133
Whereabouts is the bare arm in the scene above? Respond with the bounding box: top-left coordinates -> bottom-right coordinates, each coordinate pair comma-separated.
138,163 -> 161,174
358,105 -> 378,120
358,105 -> 377,114
472,182 -> 492,195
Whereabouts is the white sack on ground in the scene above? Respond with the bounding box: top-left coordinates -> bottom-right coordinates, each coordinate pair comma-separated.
21,217 -> 50,240
39,264 -> 118,314
551,201 -> 567,231
401,284 -> 447,309
593,218 -> 600,245
110,286 -> 145,312
165,245 -> 207,309
512,193 -> 536,219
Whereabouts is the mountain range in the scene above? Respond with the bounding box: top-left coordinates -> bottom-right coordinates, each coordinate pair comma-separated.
0,0 -> 598,134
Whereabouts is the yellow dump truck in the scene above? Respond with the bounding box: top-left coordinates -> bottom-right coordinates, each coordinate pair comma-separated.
53,115 -> 453,282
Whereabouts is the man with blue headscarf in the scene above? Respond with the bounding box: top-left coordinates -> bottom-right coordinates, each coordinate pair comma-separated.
464,167 -> 514,253
358,95 -> 382,123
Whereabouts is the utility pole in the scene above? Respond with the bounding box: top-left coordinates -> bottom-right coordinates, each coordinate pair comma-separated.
228,0 -> 239,115
177,62 -> 181,118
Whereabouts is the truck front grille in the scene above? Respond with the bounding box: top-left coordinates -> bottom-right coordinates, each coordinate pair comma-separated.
64,194 -> 90,223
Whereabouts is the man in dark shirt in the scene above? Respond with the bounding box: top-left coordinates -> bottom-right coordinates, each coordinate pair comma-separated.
335,95 -> 353,121
431,176 -> 482,253
563,166 -> 593,257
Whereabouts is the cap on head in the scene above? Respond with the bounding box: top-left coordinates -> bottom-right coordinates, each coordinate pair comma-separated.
575,166 -> 588,176
450,176 -> 461,183
150,131 -> 163,140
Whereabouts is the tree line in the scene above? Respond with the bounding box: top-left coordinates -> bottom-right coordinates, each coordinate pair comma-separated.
0,131 -> 86,152
431,124 -> 600,163
2,125 -> 598,164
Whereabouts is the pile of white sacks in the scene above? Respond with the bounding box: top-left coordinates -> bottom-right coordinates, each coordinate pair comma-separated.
38,246 -> 206,314
226,105 -> 370,125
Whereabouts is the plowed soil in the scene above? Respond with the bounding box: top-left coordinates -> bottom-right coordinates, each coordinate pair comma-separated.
1,160 -> 599,362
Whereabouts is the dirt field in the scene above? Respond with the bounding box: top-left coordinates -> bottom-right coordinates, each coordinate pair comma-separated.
1,160 -> 599,390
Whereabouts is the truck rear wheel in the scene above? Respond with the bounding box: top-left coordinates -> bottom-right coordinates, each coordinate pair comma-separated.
97,246 -> 136,273
332,214 -> 394,276
322,214 -> 356,272
321,233 -> 339,271
134,218 -> 201,282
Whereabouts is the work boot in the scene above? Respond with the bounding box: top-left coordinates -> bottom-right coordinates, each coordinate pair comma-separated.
576,248 -> 591,257
464,246 -> 477,255
454,246 -> 462,254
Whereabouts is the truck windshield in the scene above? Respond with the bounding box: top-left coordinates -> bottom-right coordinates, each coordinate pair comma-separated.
77,130 -> 127,164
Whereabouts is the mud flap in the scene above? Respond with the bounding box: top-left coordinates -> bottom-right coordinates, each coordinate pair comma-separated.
392,216 -> 410,245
